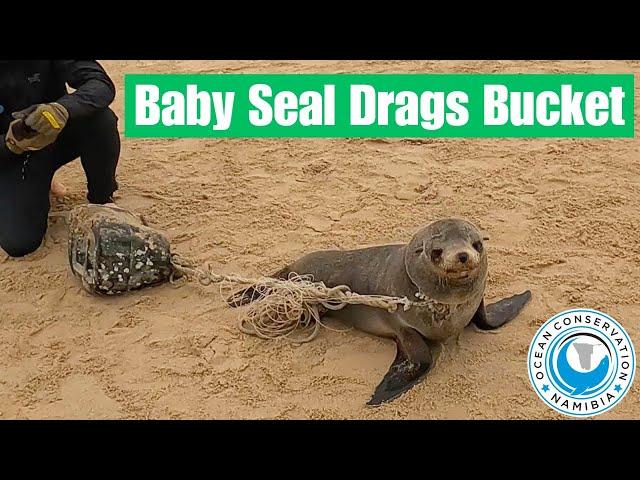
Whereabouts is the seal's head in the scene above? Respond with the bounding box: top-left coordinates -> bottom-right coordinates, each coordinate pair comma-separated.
404,218 -> 487,304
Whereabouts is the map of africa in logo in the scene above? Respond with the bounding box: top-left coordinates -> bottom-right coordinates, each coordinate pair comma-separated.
528,309 -> 635,417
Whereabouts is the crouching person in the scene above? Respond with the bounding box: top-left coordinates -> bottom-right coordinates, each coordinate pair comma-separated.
0,60 -> 120,257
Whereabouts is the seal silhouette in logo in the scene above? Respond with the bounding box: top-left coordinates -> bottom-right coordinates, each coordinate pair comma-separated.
528,309 -> 635,417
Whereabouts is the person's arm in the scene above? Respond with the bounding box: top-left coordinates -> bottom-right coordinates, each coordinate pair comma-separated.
53,60 -> 116,119
2,61 -> 116,157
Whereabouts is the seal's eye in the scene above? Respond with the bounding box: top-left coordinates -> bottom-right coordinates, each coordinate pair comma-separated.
472,241 -> 483,253
430,248 -> 443,262
414,246 -> 425,255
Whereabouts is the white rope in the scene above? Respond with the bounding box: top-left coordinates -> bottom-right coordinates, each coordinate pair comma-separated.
171,254 -> 436,343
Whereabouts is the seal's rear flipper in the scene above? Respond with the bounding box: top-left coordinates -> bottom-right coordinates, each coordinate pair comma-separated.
226,286 -> 268,307
472,290 -> 532,330
367,329 -> 433,406
226,267 -> 291,308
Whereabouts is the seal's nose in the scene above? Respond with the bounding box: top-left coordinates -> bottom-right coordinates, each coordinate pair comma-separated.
458,252 -> 468,264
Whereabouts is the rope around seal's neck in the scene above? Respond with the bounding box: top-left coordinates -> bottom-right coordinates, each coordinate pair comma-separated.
170,254 -> 439,343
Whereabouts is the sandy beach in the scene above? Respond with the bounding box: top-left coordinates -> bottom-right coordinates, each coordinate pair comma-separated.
0,60 -> 638,419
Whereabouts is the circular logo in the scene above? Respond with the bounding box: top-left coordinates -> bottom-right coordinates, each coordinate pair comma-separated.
0,104 -> 4,114
528,308 -> 635,417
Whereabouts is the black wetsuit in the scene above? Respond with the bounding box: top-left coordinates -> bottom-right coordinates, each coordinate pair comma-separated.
0,60 -> 120,257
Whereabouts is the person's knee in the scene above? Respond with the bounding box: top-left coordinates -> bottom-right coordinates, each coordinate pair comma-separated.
66,107 -> 119,139
88,107 -> 119,131
0,233 -> 44,258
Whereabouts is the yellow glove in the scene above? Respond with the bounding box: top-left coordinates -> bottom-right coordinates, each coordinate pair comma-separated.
5,103 -> 69,155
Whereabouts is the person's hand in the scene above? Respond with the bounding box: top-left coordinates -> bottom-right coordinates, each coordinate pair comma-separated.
5,103 -> 69,155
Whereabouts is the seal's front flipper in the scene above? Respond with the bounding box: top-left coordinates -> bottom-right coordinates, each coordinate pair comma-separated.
367,328 -> 433,406
472,290 -> 532,330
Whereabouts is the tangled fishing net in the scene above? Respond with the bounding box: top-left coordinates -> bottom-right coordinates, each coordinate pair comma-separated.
171,254 -> 431,343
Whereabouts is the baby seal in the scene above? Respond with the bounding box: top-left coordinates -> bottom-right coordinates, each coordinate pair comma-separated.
228,218 -> 531,406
